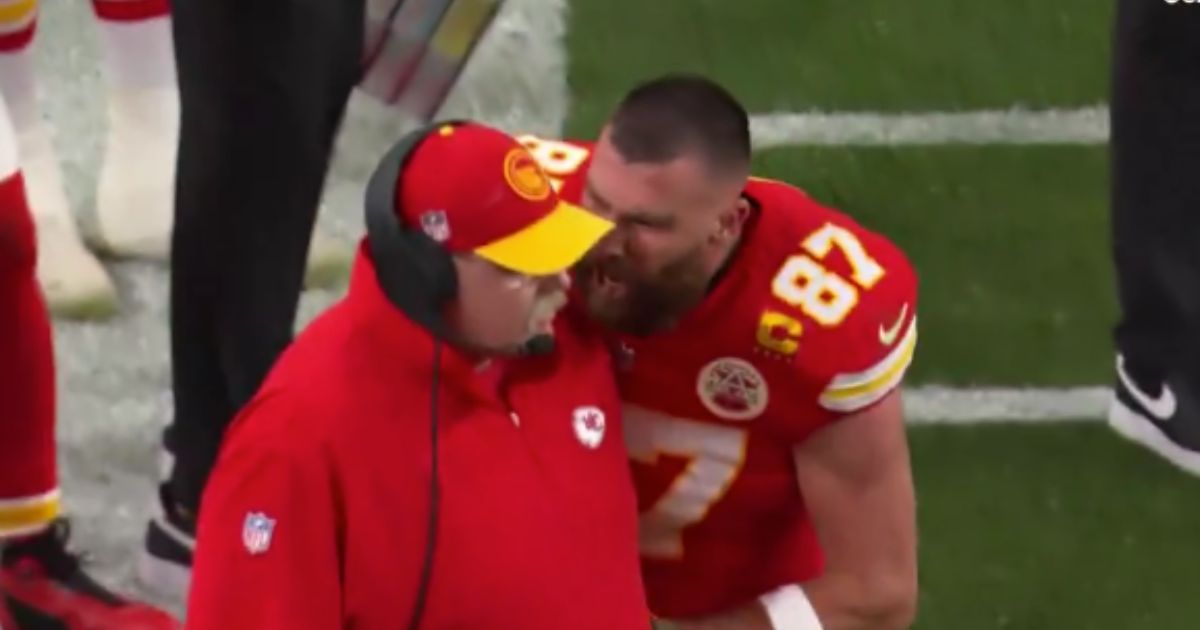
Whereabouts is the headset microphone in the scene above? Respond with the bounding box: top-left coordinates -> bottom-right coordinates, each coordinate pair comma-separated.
519,333 -> 556,357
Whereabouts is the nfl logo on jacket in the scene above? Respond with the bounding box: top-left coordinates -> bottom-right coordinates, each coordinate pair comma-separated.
242,512 -> 276,555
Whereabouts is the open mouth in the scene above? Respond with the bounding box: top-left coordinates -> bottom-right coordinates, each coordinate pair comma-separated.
590,261 -> 630,297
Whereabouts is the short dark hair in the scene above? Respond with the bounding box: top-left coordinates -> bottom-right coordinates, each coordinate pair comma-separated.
608,73 -> 751,177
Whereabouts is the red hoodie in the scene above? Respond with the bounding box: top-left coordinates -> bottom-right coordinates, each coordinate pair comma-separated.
185,246 -> 649,629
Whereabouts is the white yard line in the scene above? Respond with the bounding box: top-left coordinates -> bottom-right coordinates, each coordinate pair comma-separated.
903,386 -> 1110,424
751,105 -> 1109,148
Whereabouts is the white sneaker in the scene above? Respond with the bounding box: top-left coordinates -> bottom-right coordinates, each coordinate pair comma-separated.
17,123 -> 118,319
92,85 -> 178,261
1108,353 -> 1200,476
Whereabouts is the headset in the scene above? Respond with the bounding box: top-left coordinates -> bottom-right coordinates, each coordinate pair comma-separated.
362,120 -> 555,629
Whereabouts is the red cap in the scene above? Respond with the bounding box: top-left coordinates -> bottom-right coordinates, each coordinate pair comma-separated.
396,123 -> 613,276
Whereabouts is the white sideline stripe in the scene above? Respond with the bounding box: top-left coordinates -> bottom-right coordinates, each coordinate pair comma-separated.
751,106 -> 1109,148
904,386 -> 1110,424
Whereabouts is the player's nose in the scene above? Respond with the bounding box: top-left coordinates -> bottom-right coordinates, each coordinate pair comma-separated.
593,227 -> 626,257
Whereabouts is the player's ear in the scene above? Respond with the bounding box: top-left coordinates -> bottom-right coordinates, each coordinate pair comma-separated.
712,198 -> 751,243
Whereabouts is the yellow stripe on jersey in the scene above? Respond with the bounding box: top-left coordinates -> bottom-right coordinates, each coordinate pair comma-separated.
819,316 -> 918,413
0,0 -> 36,32
0,488 -> 61,538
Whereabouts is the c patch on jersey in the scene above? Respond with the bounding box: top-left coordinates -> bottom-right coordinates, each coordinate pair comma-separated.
696,357 -> 769,421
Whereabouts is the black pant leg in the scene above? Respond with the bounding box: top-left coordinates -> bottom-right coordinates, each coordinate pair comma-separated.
1110,0 -> 1200,382
167,0 -> 365,513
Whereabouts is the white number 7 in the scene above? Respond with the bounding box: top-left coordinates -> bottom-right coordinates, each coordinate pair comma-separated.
624,405 -> 749,559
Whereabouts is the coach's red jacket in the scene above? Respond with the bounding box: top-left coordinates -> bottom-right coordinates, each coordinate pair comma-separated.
184,248 -> 649,629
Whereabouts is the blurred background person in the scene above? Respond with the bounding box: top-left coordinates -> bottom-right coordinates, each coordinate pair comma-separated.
1106,0 -> 1200,475
0,0 -> 176,318
0,91 -> 179,630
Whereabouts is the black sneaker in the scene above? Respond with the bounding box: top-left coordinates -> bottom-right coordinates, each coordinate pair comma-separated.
1108,353 -> 1200,475
1,519 -> 181,629
134,485 -> 195,603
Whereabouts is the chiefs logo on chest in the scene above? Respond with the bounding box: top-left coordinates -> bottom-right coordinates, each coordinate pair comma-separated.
696,357 -> 770,421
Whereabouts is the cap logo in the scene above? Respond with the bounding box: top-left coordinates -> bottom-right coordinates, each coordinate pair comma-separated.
503,148 -> 552,201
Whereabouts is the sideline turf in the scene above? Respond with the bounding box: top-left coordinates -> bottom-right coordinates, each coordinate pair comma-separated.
751,145 -> 1115,387
656,423 -> 1199,629
565,0 -> 1111,135
911,422 -> 1200,629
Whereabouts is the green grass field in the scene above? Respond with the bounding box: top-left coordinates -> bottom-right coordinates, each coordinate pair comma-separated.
912,424 -> 1200,629
754,145 -> 1116,386
565,0 -> 1113,135
562,1 -> 1200,627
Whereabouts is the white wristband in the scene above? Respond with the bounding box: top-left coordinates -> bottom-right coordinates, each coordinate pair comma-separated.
759,584 -> 824,630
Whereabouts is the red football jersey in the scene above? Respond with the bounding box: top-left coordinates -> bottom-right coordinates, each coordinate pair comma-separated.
520,135 -> 919,619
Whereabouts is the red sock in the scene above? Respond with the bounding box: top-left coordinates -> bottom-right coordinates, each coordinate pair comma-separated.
0,166 -> 59,539
0,5 -> 34,54
91,0 -> 169,22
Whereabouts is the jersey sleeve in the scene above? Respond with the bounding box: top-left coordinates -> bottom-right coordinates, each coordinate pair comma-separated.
812,242 -> 918,415
185,395 -> 342,630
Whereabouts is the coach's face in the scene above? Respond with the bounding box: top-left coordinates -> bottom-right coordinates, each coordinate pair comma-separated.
575,127 -> 748,335
450,254 -> 570,355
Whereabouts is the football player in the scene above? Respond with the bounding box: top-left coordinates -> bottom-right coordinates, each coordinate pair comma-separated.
0,91 -> 180,628
521,74 -> 919,630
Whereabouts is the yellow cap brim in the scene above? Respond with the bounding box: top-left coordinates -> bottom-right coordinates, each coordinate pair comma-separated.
473,202 -> 614,276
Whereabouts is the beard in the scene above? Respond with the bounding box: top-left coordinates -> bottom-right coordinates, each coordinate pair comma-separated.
575,249 -> 711,336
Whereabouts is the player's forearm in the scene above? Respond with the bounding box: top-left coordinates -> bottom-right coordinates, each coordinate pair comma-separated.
796,571 -> 917,630
670,572 -> 915,630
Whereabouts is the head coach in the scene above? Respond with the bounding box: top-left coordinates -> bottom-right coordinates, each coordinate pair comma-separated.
183,121 -> 650,630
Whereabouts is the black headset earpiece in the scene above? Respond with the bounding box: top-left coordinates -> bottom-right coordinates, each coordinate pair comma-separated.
364,119 -> 471,340
369,119 -> 559,630
367,121 -> 473,630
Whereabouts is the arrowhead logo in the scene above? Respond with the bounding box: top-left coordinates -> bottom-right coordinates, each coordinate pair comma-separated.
878,303 -> 909,346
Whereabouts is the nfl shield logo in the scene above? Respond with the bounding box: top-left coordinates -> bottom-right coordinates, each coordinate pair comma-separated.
242,512 -> 276,556
419,210 -> 451,243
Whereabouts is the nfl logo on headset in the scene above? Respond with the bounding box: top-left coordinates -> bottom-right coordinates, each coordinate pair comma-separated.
242,512 -> 276,555
419,209 -> 451,243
